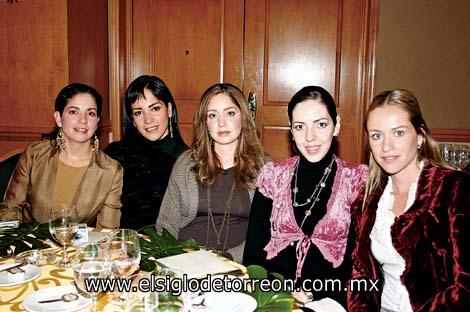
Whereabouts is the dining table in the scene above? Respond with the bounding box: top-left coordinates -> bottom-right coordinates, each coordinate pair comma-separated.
0,228 -> 267,312
0,256 -> 118,311
0,229 -> 123,312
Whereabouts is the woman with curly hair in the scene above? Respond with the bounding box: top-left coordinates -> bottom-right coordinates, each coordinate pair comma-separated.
156,83 -> 266,262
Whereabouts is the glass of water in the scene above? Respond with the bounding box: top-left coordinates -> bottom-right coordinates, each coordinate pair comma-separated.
107,229 -> 141,306
49,204 -> 78,268
73,242 -> 111,312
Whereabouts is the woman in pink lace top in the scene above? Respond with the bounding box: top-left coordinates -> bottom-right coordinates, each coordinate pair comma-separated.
243,86 -> 367,309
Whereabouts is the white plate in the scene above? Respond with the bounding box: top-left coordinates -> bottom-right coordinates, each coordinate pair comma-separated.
23,285 -> 91,312
305,297 -> 346,312
191,292 -> 257,312
0,264 -> 41,287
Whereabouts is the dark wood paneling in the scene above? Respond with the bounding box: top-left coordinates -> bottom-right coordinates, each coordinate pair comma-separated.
68,0 -> 110,146
265,0 -> 338,102
0,0 -> 68,152
262,127 -> 292,162
128,0 -> 245,142
154,0 -> 222,98
179,124 -> 193,147
245,0 -> 375,163
431,128 -> 470,143
223,0 -> 244,87
131,0 -> 154,79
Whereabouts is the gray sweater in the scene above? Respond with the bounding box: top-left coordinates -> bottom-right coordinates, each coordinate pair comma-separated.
155,150 -> 255,262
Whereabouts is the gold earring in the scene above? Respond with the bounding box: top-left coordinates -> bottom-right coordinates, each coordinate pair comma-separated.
56,128 -> 65,151
92,133 -> 99,151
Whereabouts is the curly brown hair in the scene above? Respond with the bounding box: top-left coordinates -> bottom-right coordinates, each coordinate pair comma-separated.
191,83 -> 265,189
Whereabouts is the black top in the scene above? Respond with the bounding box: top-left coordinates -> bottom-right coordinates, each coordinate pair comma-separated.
104,132 -> 187,230
243,148 -> 356,307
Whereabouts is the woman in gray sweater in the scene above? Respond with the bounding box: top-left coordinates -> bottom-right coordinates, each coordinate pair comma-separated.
156,83 -> 266,262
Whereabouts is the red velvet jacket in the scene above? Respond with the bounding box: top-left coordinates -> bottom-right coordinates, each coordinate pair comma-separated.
348,163 -> 469,311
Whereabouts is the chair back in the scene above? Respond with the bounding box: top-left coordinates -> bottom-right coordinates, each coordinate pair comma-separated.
0,153 -> 21,200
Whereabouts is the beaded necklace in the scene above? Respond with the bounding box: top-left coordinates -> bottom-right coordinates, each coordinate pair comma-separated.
292,158 -> 335,230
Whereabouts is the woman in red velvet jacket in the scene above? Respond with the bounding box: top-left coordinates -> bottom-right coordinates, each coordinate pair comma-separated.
348,89 -> 469,311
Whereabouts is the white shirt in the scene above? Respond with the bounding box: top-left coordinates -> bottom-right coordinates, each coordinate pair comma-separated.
369,176 -> 418,312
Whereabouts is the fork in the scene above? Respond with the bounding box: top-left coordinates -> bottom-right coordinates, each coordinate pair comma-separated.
0,263 -> 26,273
191,297 -> 207,309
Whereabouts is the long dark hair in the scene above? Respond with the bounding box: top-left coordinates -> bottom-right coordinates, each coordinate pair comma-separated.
123,75 -> 185,145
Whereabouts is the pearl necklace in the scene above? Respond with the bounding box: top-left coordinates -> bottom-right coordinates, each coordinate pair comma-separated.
292,158 -> 335,229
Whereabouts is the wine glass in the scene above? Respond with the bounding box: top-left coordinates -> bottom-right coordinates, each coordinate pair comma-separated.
49,204 -> 78,268
73,242 -> 111,312
454,144 -> 469,170
440,143 -> 451,164
107,229 -> 141,306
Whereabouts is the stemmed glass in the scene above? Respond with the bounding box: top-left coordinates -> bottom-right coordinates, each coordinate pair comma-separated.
73,242 -> 111,312
49,204 -> 78,268
454,144 -> 469,170
440,143 -> 452,164
440,143 -> 470,170
107,229 -> 141,306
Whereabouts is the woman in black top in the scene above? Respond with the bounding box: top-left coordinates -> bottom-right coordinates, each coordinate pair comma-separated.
243,86 -> 367,309
105,75 -> 187,230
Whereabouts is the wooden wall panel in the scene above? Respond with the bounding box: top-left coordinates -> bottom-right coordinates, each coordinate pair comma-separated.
431,128 -> 470,143
223,0 -> 244,87
68,0 -> 110,146
127,0 -> 245,144
0,0 -> 68,155
266,0 -> 338,103
245,0 -> 375,163
154,0 -> 222,98
120,0 -> 378,160
131,0 -> 154,79
178,124 -> 194,147
262,127 -> 292,161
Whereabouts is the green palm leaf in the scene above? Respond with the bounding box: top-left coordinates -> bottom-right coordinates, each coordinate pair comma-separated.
138,225 -> 199,272
244,265 -> 295,311
0,222 -> 53,257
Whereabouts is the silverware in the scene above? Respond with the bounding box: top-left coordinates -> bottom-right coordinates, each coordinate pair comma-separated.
0,263 -> 26,273
191,297 -> 207,309
38,293 -> 80,304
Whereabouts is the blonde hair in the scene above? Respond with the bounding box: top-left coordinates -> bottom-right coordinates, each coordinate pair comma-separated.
191,83 -> 265,189
364,89 -> 450,200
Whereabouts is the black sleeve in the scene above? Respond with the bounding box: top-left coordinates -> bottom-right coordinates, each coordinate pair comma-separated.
103,142 -> 117,159
243,188 -> 273,267
103,142 -> 124,164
